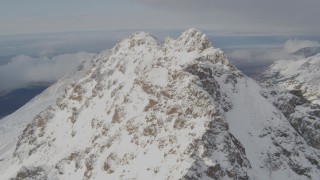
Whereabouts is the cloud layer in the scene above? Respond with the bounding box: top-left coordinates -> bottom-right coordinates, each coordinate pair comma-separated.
226,39 -> 320,68
1,30 -> 319,94
0,52 -> 95,93
284,39 -> 320,53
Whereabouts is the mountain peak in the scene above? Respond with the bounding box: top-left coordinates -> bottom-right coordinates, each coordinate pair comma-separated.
129,31 -> 156,42
181,28 -> 204,37
113,31 -> 159,52
1,30 -> 320,179
176,28 -> 212,52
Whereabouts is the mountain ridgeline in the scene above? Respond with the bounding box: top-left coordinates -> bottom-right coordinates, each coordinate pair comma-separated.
0,29 -> 319,179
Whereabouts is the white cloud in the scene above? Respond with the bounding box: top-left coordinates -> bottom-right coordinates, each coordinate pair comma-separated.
284,39 -> 320,53
0,30 -> 129,57
227,48 -> 288,64
227,49 -> 256,61
226,39 -> 320,66
0,52 -> 95,93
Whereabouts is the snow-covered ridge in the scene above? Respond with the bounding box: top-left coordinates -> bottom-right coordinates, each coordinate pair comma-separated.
0,56 -> 96,160
256,52 -> 320,153
0,29 -> 320,179
257,53 -> 320,105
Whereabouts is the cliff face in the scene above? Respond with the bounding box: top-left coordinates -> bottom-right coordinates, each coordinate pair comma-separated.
1,29 -> 319,180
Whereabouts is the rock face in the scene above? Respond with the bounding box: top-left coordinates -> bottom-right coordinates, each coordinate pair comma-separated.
1,29 -> 320,179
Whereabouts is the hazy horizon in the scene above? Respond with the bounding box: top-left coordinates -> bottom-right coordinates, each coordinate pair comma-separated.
1,29 -> 320,94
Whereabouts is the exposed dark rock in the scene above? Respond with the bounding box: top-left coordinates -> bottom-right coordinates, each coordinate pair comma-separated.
13,166 -> 47,180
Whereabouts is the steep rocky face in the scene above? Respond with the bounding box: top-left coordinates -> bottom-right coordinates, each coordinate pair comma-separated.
1,29 -> 320,179
256,53 -> 320,151
260,89 -> 320,150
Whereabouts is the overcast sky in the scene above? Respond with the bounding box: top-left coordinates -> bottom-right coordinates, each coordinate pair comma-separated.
1,0 -> 320,35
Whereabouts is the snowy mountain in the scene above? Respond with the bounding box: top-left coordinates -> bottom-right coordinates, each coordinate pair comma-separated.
256,53 -> 320,105
292,46 -> 320,58
256,52 -> 320,161
1,29 -> 320,180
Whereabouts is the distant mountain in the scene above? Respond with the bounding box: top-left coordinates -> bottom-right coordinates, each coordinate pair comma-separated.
292,46 -> 320,58
256,53 -> 320,106
256,52 -> 320,161
0,29 -> 319,179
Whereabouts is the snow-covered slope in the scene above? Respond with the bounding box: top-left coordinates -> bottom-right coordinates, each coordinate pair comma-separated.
0,55 -> 95,163
256,54 -> 320,105
1,29 -> 320,180
256,52 -> 320,155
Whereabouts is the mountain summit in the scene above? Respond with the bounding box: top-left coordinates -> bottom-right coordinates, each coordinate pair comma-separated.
0,29 -> 320,179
